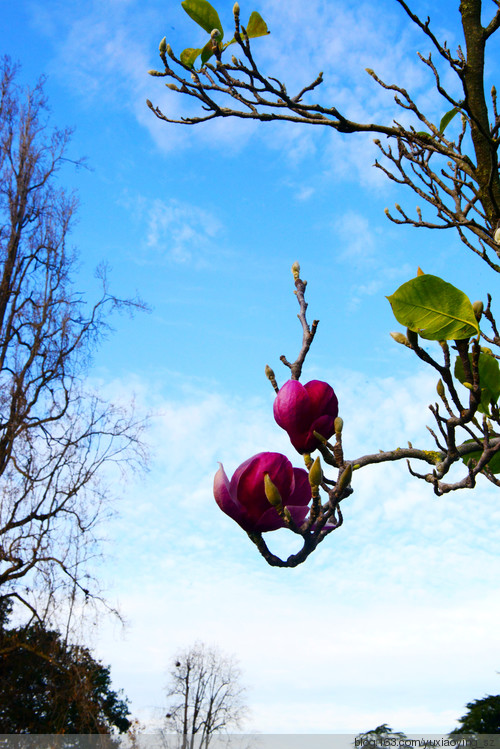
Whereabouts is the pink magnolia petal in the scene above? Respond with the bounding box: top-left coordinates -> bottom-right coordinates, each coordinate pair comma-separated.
213,464 -> 246,525
273,380 -> 312,434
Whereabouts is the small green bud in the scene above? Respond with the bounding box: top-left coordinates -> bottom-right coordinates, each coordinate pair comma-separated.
148,69 -> 164,76
211,28 -> 221,39
437,379 -> 445,398
291,261 -> 300,279
159,37 -> 167,54
462,381 -> 473,390
233,2 -> 240,16
384,207 -> 389,215
334,416 -> 343,434
390,331 -> 409,346
337,463 -> 352,492
166,83 -> 179,91
308,457 -> 323,488
481,347 -> 493,356
472,300 -> 484,321
395,203 -> 402,212
264,473 -> 282,508
231,55 -> 238,65
166,43 -> 175,59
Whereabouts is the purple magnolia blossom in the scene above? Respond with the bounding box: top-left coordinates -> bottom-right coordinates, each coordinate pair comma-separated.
213,452 -> 311,533
273,379 -> 339,454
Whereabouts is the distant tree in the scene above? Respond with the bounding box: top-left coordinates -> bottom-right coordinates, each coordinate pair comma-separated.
0,598 -> 131,734
355,724 -> 409,749
0,56 -> 146,623
162,643 -> 247,749
450,695 -> 500,735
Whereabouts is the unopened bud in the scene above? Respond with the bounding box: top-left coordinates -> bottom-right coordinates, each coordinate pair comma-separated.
148,69 -> 163,76
166,83 -> 179,90
166,43 -> 175,59
211,28 -> 221,39
481,347 -> 493,356
308,457 -> 323,488
395,203 -> 402,213
462,381 -> 473,390
265,364 -> 275,380
437,379 -> 445,398
291,261 -> 300,279
264,473 -> 282,508
337,463 -> 352,492
494,227 -> 500,244
417,267 -> 424,276
334,417 -> 343,434
159,37 -> 167,54
472,301 -> 483,321
391,331 -> 409,346
231,55 -> 238,65
384,207 -> 389,215
233,2 -> 240,16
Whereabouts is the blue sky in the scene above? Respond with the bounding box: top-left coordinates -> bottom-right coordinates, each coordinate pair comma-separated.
2,0 -> 500,735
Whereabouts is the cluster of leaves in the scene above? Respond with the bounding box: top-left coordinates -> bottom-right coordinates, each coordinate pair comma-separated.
150,0 -> 268,72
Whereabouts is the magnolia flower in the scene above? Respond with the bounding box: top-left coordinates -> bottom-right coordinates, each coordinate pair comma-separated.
213,452 -> 311,533
273,379 -> 339,454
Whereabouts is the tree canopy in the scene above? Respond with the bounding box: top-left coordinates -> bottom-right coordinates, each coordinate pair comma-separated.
0,599 -> 131,734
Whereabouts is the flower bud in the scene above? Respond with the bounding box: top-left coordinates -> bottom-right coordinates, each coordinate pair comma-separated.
472,300 -> 483,321
159,37 -> 167,54
391,331 -> 409,346
417,267 -> 424,276
334,416 -> 343,434
166,43 -> 175,59
148,69 -> 164,76
166,83 -> 179,90
308,457 -> 323,488
291,261 -> 300,279
211,28 -> 221,39
264,473 -> 282,508
481,347 -> 493,356
233,2 -> 240,17
337,463 -> 352,492
274,380 -> 339,454
494,227 -> 500,244
436,379 -> 445,398
265,364 -> 275,381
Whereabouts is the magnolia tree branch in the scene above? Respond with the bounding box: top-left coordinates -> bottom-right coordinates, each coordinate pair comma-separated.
252,266 -> 500,567
148,0 -> 500,272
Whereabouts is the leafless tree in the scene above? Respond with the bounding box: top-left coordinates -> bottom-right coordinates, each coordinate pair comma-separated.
162,643 -> 247,749
0,56 -> 147,629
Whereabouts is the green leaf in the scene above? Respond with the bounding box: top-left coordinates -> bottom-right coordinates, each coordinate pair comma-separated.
200,39 -> 215,65
181,0 -> 224,38
387,274 -> 479,341
454,351 -> 500,413
461,439 -> 500,474
439,106 -> 460,134
180,47 -> 203,68
245,11 -> 270,38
